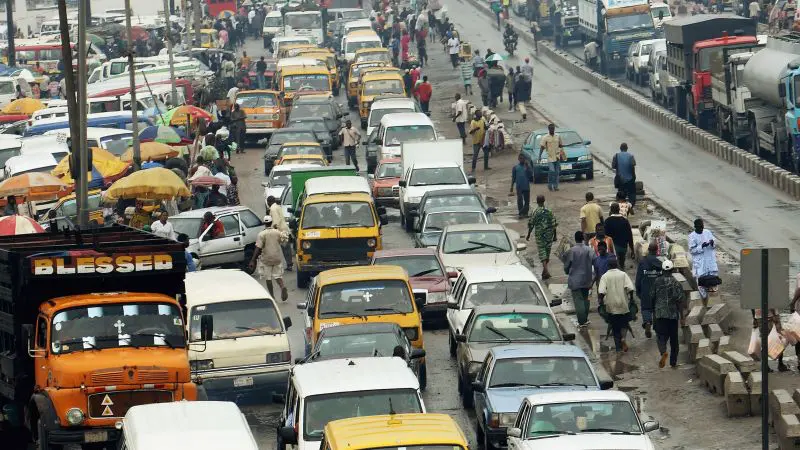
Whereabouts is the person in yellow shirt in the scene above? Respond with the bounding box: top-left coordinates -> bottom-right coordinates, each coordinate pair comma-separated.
469,111 -> 488,173
580,191 -> 603,237
239,51 -> 251,71
538,123 -> 564,191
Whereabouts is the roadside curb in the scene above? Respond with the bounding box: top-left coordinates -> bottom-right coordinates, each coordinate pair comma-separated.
459,0 -> 800,201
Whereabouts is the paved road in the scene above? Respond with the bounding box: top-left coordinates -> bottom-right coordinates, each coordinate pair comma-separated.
449,0 -> 800,275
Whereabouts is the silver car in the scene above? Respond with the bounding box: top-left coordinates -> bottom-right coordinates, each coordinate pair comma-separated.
169,206 -> 264,268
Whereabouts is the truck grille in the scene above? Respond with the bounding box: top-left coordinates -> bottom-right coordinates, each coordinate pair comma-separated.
308,238 -> 370,262
90,369 -> 170,384
392,186 -> 400,196
88,390 -> 173,419
91,371 -> 125,384
138,370 -> 170,383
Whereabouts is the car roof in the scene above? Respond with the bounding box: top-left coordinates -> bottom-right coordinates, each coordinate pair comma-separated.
316,265 -> 408,285
371,98 -> 416,109
471,304 -> 554,316
444,223 -> 506,232
185,269 -> 275,305
421,188 -> 478,199
291,356 -> 419,396
460,264 -> 538,283
305,176 -> 369,195
273,127 -> 316,135
344,19 -> 373,28
380,112 -> 433,127
293,94 -> 335,104
170,205 -> 253,219
318,322 -> 402,337
123,401 -> 257,450
266,10 -> 283,17
489,343 -> 588,359
532,128 -> 578,135
424,206 -> 486,215
373,248 -> 437,258
281,141 -> 320,147
325,414 -> 465,448
523,390 -> 631,405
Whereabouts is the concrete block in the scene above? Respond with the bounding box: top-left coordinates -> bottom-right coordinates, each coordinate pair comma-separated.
672,272 -> 692,292
770,390 -> 800,426
684,324 -> 704,345
697,354 -> 736,395
686,306 -> 706,326
724,371 -> 750,417
702,303 -> 733,331
688,290 -> 704,309
714,335 -> 732,354
776,414 -> 800,450
722,351 -> 757,377
694,338 -> 711,361
749,372 -> 763,416
703,323 -> 723,342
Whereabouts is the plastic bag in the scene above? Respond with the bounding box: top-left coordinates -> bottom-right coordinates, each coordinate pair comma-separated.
783,312 -> 800,345
768,326 -> 787,360
747,328 -> 761,357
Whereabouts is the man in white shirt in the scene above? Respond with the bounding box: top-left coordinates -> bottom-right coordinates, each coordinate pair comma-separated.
598,258 -> 635,353
151,211 -> 177,240
452,93 -> 469,144
227,83 -> 240,106
267,195 -> 293,270
748,0 -> 761,23
447,34 -> 460,68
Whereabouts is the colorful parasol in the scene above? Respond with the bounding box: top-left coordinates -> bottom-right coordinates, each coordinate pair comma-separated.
0,215 -> 45,235
155,105 -> 214,126
138,125 -> 189,144
120,141 -> 180,162
1,98 -> 45,115
52,147 -> 130,189
0,172 -> 68,200
105,167 -> 191,200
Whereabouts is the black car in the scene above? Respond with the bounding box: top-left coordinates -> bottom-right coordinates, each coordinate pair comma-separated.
285,119 -> 335,160
288,96 -> 345,146
414,207 -> 490,248
410,188 -> 496,232
263,128 -> 319,175
301,322 -> 427,389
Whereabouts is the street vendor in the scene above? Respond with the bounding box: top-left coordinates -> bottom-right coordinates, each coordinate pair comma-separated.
3,196 -> 18,216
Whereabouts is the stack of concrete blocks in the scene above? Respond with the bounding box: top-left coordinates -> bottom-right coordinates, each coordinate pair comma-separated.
769,389 -> 800,449
682,281 -> 734,362
697,354 -> 735,395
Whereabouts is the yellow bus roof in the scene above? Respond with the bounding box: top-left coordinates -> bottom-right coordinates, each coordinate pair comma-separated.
316,264 -> 409,286
361,71 -> 403,82
282,66 -> 331,76
354,47 -> 389,55
280,141 -> 320,147
324,414 -> 468,450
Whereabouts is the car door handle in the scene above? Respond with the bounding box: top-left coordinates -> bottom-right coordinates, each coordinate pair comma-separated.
233,237 -> 240,242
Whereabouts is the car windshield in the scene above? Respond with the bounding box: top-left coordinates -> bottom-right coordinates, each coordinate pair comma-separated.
464,281 -> 548,309
424,211 -> 485,232
443,230 -> 511,254
304,389 -> 422,439
606,12 -> 653,32
286,13 -> 322,29
270,172 -> 291,187
639,44 -> 653,56
422,194 -> 481,211
491,357 -> 596,390
356,52 -> 390,63
288,120 -> 328,135
318,279 -> 414,317
283,74 -> 330,92
265,16 -> 282,27
314,331 -> 405,358
409,167 -> 466,186
373,255 -> 443,277
370,107 -> 413,126
347,40 -> 381,53
384,125 -> 435,146
364,79 -> 404,96
188,299 -> 282,341
168,217 -> 201,238
377,162 -> 401,178
353,63 -> 386,77
291,103 -> 334,120
236,93 -> 278,108
468,312 -> 560,343
102,136 -> 134,155
526,400 -> 641,437
51,302 -> 186,354
532,131 -> 583,148
302,201 -> 374,228
280,145 -> 322,157
341,10 -> 368,20
56,195 -> 102,217
272,131 -> 316,145
0,81 -> 14,95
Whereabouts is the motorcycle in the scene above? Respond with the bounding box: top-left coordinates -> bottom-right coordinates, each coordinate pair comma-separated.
504,33 -> 518,56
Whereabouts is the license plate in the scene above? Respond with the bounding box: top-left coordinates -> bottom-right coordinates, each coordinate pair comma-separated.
234,376 -> 254,387
84,431 -> 108,443
561,163 -> 573,170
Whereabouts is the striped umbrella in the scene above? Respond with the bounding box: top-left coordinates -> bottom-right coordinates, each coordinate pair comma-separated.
0,215 -> 45,235
0,173 -> 68,201
138,125 -> 189,144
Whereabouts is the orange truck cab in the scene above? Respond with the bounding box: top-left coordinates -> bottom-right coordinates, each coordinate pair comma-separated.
0,227 -> 202,448
234,89 -> 285,138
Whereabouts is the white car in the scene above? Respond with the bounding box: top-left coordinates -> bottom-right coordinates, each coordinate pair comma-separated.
437,223 -> 526,272
507,390 -> 658,450
446,265 -> 558,356
262,164 -> 316,211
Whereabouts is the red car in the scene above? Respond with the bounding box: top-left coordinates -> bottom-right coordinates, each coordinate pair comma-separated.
371,248 -> 456,321
368,157 -> 401,207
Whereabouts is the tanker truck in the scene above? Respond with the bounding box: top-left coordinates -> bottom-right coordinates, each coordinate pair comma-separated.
712,33 -> 800,172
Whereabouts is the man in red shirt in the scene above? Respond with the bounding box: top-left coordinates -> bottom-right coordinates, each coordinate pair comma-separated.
416,75 -> 433,115
199,212 -> 225,240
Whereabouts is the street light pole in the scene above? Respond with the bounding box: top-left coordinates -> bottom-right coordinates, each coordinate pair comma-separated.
6,0 -> 15,67
124,0 -> 142,170
163,0 -> 178,103
76,0 -> 88,228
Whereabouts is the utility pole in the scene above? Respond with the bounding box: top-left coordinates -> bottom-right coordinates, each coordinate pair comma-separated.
163,0 -> 178,103
124,0 -> 142,171
58,0 -> 81,214
194,0 -> 202,47
75,0 -> 88,228
6,0 -> 15,67
183,0 -> 190,47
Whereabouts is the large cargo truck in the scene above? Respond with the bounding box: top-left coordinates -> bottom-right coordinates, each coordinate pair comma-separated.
0,227 -> 202,448
577,0 -> 656,74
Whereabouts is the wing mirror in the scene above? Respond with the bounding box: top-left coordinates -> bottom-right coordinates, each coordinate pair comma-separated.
296,301 -> 308,310
471,381 -> 485,392
507,427 -> 522,438
283,316 -> 292,329
584,140 -> 591,145
643,420 -> 660,433
467,176 -> 476,185
379,215 -> 388,226
455,334 -> 466,342
486,206 -> 497,214
447,300 -> 459,309
563,332 -> 576,341
549,299 -> 562,307
377,206 -> 387,215
277,426 -> 298,444
410,348 -> 426,359
398,180 -> 406,187
367,173 -> 375,179
516,242 -> 527,251
600,379 -> 614,390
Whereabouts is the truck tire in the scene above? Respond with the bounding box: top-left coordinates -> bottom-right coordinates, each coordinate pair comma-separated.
404,213 -> 414,232
36,418 -> 56,450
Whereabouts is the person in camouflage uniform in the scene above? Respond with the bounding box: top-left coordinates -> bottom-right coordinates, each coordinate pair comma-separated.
526,194 -> 558,280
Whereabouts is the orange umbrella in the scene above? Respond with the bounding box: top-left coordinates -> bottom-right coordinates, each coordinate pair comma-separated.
157,105 -> 214,126
120,141 -> 179,162
0,172 -> 68,201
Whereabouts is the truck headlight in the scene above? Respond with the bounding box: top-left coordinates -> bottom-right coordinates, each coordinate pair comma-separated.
577,154 -> 592,161
302,241 -> 311,250
427,292 -> 447,304
266,351 -> 291,363
65,408 -> 85,425
367,238 -> 377,247
190,359 -> 214,371
489,412 -> 517,428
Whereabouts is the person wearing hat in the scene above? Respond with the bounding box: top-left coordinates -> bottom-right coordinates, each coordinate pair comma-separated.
249,215 -> 289,301
650,259 -> 685,368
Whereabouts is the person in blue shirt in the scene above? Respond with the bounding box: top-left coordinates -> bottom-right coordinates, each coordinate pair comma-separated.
611,142 -> 637,210
178,234 -> 197,272
592,240 -> 614,292
509,154 -> 533,217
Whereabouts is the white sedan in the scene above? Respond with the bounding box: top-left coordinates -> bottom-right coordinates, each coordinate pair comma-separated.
436,223 -> 526,272
507,390 -> 658,450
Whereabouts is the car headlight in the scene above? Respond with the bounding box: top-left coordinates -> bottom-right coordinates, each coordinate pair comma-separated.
407,196 -> 421,204
427,292 -> 447,304
539,156 -> 549,163
266,351 -> 291,363
65,408 -> 85,425
377,187 -> 393,196
301,240 -> 311,250
577,154 -> 592,161
489,412 -> 517,428
190,359 -> 214,371
468,361 -> 482,376
367,238 -> 377,247
403,327 -> 419,341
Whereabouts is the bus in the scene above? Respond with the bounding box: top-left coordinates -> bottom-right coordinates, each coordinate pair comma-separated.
205,0 -> 237,17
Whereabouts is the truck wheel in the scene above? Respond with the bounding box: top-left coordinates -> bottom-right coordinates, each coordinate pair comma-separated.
461,377 -> 474,409
297,270 -> 310,289
242,245 -> 255,271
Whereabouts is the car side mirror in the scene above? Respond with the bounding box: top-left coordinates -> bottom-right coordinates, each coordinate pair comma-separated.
486,207 -> 497,214
408,210 -> 418,217
600,379 -> 614,390
447,300 -> 459,309
379,215 -> 388,226
447,270 -> 459,279
467,176 -> 476,185
398,180 -> 406,187
471,381 -> 485,392
296,301 -> 307,310
563,332 -> 576,342
584,140 -> 591,145
507,427 -> 522,438
642,420 -> 660,433
283,316 -> 292,329
410,348 -> 426,359
289,219 -> 298,230
278,426 -> 298,445
413,292 -> 425,309
200,315 -> 214,341
272,393 -> 287,404
455,334 -> 466,342
549,299 -> 562,307
516,242 -> 527,251
261,181 -> 269,187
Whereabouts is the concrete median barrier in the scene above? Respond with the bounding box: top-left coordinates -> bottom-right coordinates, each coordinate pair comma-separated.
460,0 -> 800,199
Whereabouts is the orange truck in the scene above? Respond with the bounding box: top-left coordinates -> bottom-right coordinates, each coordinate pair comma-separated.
0,227 -> 204,448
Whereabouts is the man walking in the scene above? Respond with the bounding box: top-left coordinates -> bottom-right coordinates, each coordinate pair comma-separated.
526,195 -> 558,280
579,191 -> 603,237
453,93 -> 468,144
598,258 -> 634,353
339,120 -> 361,172
539,123 -> 564,191
505,67 -> 516,112
612,142 -> 637,210
688,218 -> 719,298
651,260 -> 685,368
469,111 -> 488,173
635,242 -> 662,338
592,240 -> 613,292
510,154 -> 533,217
248,216 -> 289,301
416,76 -> 433,114
447,32 -> 461,68
256,56 -> 267,89
603,202 -> 634,269
565,231 -> 594,328
267,195 -> 293,271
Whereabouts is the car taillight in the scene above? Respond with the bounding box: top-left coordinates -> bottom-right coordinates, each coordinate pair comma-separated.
266,351 -> 291,363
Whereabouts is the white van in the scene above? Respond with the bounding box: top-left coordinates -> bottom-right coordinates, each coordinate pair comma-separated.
366,97 -> 420,136
365,112 -> 438,172
272,36 -> 315,59
0,76 -> 32,109
276,357 -> 426,450
263,11 -> 285,48
185,269 -> 293,402
341,31 -> 382,64
4,153 -> 59,178
120,401 -> 259,450
284,11 -> 324,44
29,106 -> 68,125
39,19 -> 62,37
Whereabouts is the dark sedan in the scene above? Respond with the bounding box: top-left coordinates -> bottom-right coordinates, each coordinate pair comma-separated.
285,119 -> 335,160
288,96 -> 344,146
410,188 -> 496,232
263,128 -> 319,175
521,128 -> 594,183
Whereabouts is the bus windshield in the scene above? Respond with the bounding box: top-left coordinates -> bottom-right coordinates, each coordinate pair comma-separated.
286,13 -> 322,29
